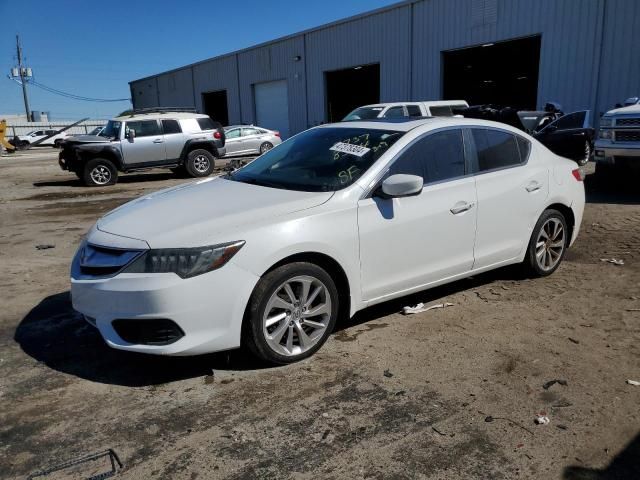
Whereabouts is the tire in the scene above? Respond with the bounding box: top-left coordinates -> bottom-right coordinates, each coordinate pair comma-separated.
524,209 -> 568,277
83,158 -> 118,186
259,142 -> 273,155
243,262 -> 339,365
576,140 -> 591,166
185,149 -> 215,177
18,140 -> 29,150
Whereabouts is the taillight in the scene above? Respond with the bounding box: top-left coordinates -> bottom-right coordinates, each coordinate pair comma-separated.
571,168 -> 584,181
274,131 -> 280,138
213,131 -> 222,139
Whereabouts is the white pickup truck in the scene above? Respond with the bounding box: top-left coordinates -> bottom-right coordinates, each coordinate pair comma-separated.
594,103 -> 640,174
343,100 -> 469,121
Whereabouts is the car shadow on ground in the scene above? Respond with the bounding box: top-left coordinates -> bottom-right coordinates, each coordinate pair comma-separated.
33,172 -> 179,188
584,167 -> 640,205
14,266 -> 524,388
563,432 -> 640,479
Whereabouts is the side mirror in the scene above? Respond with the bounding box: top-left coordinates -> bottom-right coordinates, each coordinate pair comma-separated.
127,129 -> 136,140
379,174 -> 423,198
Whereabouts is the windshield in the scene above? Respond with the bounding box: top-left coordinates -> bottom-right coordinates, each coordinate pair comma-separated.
228,127 -> 404,192
99,120 -> 121,139
343,107 -> 385,121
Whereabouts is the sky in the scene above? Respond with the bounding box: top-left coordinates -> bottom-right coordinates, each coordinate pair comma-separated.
0,0 -> 400,121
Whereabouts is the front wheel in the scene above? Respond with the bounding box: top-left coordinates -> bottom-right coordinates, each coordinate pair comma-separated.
185,149 -> 215,177
83,158 -> 118,186
524,209 -> 568,277
243,262 -> 339,365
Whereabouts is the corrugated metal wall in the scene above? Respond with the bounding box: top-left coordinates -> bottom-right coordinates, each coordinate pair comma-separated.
130,0 -> 639,134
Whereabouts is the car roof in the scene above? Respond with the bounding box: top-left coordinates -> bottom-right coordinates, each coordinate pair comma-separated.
319,117 -> 531,134
112,112 -> 210,121
353,100 -> 469,109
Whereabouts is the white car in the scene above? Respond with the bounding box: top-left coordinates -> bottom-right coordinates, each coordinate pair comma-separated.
16,129 -> 69,148
343,100 -> 469,121
71,117 -> 585,364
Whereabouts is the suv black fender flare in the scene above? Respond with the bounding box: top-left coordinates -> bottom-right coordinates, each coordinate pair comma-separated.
179,139 -> 219,164
74,144 -> 124,171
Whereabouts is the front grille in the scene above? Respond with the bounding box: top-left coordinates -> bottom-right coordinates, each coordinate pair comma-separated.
112,318 -> 185,345
615,130 -> 640,142
616,117 -> 640,127
79,244 -> 143,278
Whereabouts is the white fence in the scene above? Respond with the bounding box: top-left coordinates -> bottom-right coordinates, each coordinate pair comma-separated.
3,120 -> 108,137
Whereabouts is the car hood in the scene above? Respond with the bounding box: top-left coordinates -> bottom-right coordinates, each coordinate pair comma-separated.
606,104 -> 640,115
96,177 -> 334,248
64,135 -> 111,143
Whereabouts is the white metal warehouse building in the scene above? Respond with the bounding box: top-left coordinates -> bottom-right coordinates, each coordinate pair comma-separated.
129,0 -> 640,138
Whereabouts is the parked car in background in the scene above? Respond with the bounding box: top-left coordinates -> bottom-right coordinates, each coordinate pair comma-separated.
12,129 -> 70,148
223,125 -> 282,156
58,109 -> 226,186
594,103 -> 640,175
70,117 -> 584,364
457,103 -> 594,165
87,126 -> 105,136
343,100 -> 470,121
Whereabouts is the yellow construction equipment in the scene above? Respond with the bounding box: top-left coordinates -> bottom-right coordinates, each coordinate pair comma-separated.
0,119 -> 16,151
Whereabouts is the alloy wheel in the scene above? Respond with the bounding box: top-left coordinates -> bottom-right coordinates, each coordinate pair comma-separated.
262,275 -> 332,356
194,155 -> 210,173
535,217 -> 565,271
90,165 -> 111,185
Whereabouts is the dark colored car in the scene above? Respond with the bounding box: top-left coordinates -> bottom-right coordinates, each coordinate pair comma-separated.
455,103 -> 594,165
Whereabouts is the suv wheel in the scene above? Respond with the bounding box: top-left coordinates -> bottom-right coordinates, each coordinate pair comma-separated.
185,149 -> 215,177
243,262 -> 339,365
83,158 -> 118,186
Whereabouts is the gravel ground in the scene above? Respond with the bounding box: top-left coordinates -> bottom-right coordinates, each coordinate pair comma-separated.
0,150 -> 639,479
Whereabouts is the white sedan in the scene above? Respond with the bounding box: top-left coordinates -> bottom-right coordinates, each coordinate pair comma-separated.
70,118 -> 585,364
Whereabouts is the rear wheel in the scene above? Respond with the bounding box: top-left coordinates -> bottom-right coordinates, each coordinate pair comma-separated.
524,209 -> 568,277
259,142 -> 273,155
185,149 -> 215,177
243,262 -> 339,365
83,158 -> 118,186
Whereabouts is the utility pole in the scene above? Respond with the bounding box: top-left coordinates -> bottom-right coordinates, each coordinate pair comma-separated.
15,35 -> 31,121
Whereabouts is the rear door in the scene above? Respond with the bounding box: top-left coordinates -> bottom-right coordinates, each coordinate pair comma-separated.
241,127 -> 263,153
470,127 -> 548,269
224,128 -> 246,156
121,120 -> 166,165
161,119 -> 185,161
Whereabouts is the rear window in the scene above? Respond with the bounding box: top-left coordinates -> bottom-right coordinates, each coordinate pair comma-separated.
196,117 -> 216,131
429,106 -> 453,117
472,128 -> 522,172
516,136 -> 531,162
407,105 -> 422,117
162,119 -> 182,134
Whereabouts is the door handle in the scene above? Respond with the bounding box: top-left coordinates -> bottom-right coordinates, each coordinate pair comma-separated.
450,201 -> 475,215
153,138 -> 164,143
526,181 -> 542,193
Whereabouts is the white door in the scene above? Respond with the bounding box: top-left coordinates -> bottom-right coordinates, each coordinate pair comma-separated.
469,128 -> 548,269
358,129 -> 477,302
254,80 -> 290,139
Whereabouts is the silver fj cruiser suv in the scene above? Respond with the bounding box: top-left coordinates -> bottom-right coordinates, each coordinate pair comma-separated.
59,108 -> 226,186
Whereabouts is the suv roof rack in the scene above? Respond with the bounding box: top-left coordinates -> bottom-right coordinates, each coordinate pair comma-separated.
128,107 -> 198,116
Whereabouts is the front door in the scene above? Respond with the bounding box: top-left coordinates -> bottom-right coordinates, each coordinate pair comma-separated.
121,120 -> 166,165
358,129 -> 477,302
534,111 -> 590,160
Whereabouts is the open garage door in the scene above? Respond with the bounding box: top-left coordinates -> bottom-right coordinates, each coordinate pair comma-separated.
202,90 -> 229,126
326,63 -> 380,123
442,35 -> 541,110
254,80 -> 290,138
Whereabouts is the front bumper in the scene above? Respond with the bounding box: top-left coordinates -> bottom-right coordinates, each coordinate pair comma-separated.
71,248 -> 259,356
594,141 -> 640,165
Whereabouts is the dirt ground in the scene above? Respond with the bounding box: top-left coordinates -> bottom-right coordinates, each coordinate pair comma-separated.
0,148 -> 639,480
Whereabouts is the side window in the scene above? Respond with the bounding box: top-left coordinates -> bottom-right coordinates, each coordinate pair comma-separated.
383,106 -> 405,118
242,128 -> 259,136
472,128 -> 522,172
196,117 -> 216,131
544,111 -> 587,131
406,105 -> 422,117
388,129 -> 466,184
126,120 -> 161,137
162,119 -> 182,134
429,106 -> 453,117
34,131 -> 44,136
516,136 -> 532,163
226,128 -> 240,139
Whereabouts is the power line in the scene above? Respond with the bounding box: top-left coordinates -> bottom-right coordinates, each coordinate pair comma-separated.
8,76 -> 130,103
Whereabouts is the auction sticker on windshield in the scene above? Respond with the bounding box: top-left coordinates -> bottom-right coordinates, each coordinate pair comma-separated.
330,142 -> 371,157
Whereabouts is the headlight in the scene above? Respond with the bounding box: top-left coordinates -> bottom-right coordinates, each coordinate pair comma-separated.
598,129 -> 612,140
122,241 -> 245,278
599,117 -> 613,128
